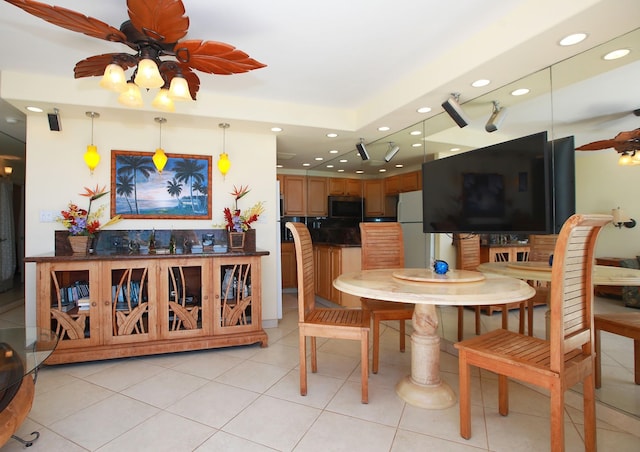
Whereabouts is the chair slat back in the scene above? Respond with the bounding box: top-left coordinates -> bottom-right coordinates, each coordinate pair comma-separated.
549,214 -> 611,371
286,222 -> 316,322
529,234 -> 558,262
454,234 -> 480,271
360,223 -> 404,270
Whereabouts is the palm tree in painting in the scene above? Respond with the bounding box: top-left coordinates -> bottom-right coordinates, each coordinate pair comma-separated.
166,178 -> 183,208
115,173 -> 135,214
174,159 -> 206,213
193,180 -> 207,211
116,155 -> 155,214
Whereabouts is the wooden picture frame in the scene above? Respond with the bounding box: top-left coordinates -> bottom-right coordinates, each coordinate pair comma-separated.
110,150 -> 212,219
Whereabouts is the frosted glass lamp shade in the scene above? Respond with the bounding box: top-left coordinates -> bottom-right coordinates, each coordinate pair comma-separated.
134,58 -> 165,89
169,76 -> 192,101
100,64 -> 127,92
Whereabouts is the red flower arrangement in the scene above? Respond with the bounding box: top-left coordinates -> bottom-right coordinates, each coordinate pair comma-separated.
223,185 -> 265,232
57,185 -> 121,236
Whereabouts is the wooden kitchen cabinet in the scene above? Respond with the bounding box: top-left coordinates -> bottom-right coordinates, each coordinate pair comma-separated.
363,179 -> 385,216
385,175 -> 401,195
480,245 -> 530,263
307,176 -> 328,216
27,252 -> 268,364
276,174 -> 285,196
280,242 -> 297,289
283,175 -> 307,215
328,177 -> 362,197
400,170 -> 422,192
313,245 -> 361,307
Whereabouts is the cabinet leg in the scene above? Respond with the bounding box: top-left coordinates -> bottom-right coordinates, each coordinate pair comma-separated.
11,431 -> 40,447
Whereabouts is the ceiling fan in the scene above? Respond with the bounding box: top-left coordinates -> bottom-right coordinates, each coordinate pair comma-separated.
575,128 -> 640,153
4,0 -> 266,101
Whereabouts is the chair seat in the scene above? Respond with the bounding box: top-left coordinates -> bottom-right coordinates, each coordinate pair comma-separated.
305,308 -> 370,328
456,329 -> 588,383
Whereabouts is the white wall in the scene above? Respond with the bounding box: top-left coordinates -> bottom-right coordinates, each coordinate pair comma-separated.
24,113 -> 278,327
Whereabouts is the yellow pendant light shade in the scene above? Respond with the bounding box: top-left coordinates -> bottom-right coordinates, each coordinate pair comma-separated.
84,145 -> 100,173
169,76 -> 192,101
118,82 -> 143,108
218,152 -> 231,177
153,148 -> 168,173
99,64 -> 127,92
152,89 -> 175,112
84,112 -> 100,173
134,58 -> 165,89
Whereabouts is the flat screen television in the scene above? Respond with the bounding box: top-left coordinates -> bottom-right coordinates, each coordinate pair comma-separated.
421,131 -> 575,234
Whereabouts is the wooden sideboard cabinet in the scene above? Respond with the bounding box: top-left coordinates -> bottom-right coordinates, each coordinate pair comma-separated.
26,252 -> 269,364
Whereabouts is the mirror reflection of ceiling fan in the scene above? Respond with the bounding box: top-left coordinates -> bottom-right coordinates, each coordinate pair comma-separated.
4,0 -> 266,101
575,109 -> 640,165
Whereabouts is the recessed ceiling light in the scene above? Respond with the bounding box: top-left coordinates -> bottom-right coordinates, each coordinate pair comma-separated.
326,133 -> 338,138
26,106 -> 43,113
329,149 -> 338,154
410,130 -> 421,136
450,147 -> 460,152
276,164 -> 283,168
379,169 -> 387,173
271,127 -> 282,132
339,159 -> 348,163
303,163 -> 310,167
417,107 -> 431,113
603,48 -> 630,60
314,157 -> 323,161
356,170 -> 364,174
5,117 -> 18,124
326,164 -> 334,168
337,169 -> 344,173
559,33 -> 587,46
471,79 -> 490,87
395,164 -> 404,168
378,126 -> 390,132
511,88 -> 530,96
412,143 -> 422,148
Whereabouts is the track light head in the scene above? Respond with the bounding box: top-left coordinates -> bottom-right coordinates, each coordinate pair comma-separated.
441,93 -> 469,128
384,143 -> 400,162
485,101 -> 507,133
356,138 -> 370,160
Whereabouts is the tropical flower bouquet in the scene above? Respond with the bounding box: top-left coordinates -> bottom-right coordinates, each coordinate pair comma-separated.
57,185 -> 121,254
223,185 -> 265,232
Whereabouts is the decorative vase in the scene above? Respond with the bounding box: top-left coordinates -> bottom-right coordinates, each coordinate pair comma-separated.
228,232 -> 245,251
68,235 -> 90,255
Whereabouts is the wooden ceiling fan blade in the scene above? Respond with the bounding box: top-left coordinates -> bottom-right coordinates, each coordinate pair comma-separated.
74,53 -> 138,79
127,0 -> 188,44
575,139 -> 621,151
175,40 -> 267,75
5,0 -> 127,43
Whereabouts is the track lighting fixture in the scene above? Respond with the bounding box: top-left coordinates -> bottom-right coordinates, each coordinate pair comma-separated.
485,101 -> 507,133
441,93 -> 469,128
356,138 -> 370,160
384,142 -> 400,162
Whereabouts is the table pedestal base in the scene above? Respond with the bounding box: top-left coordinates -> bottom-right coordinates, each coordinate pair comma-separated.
395,303 -> 456,409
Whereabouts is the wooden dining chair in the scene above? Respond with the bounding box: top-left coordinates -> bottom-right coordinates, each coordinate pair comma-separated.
286,221 -> 371,403
454,234 -> 525,341
525,234 -> 559,335
359,222 -> 414,374
455,213 -> 610,452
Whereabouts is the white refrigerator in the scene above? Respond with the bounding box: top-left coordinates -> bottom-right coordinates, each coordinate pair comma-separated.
397,190 -> 433,268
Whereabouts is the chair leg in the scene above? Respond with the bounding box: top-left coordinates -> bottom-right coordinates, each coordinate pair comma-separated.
459,351 -> 472,439
310,336 -> 317,373
527,299 -> 534,336
399,320 -> 406,352
594,328 -> 602,388
501,306 -> 508,330
361,329 -> 369,404
549,382 -> 565,452
457,306 -> 464,342
583,374 -> 597,452
372,315 -> 380,374
498,374 -> 509,416
299,333 -> 307,396
474,306 -> 481,335
518,302 -> 525,334
634,339 -> 640,385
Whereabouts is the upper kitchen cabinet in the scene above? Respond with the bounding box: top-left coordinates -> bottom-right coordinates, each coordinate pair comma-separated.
328,177 -> 363,197
307,177 -> 328,216
363,179 -> 385,217
385,171 -> 421,195
283,175 -> 307,215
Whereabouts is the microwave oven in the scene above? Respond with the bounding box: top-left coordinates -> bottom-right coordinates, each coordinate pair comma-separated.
328,196 -> 363,218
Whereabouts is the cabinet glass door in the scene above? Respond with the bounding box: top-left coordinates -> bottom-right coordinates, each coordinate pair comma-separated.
215,257 -> 260,334
162,262 -> 207,338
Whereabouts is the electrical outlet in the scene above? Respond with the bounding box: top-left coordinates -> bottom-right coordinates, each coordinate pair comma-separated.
39,210 -> 55,222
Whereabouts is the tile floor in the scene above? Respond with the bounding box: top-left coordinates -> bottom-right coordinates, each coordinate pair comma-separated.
1,291 -> 639,451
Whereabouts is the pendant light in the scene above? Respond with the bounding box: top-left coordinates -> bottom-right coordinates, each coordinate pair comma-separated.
84,111 -> 100,173
218,123 -> 231,179
153,117 -> 168,173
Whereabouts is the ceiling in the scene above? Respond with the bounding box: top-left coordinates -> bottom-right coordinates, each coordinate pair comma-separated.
0,0 -> 639,179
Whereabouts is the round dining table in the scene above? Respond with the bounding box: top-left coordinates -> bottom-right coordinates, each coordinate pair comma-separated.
334,268 -> 535,409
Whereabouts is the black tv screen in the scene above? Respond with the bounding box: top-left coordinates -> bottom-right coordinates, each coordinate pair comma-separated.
422,131 -> 551,233
548,135 -> 576,234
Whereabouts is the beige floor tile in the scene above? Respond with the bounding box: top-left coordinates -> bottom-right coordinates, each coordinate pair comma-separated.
265,369 -> 344,409
326,380 -> 405,426
121,367 -> 208,409
215,360 -> 290,393
170,350 -> 245,380
195,431 -> 277,451
391,428 -> 489,451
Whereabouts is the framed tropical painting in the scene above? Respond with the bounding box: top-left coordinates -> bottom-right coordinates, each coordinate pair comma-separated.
110,150 -> 212,219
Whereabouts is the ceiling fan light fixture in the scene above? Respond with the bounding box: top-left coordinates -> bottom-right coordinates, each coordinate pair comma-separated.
99,64 -> 127,92
618,152 -> 633,166
169,76 -> 192,101
118,82 -> 143,108
134,58 -> 165,89
152,89 -> 176,112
